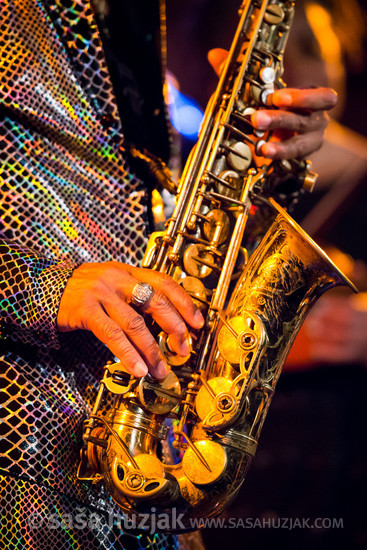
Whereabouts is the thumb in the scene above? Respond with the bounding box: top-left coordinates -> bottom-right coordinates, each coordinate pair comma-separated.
208,48 -> 228,77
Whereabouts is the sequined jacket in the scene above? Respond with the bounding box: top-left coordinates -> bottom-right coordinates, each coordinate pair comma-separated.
0,0 -> 170,509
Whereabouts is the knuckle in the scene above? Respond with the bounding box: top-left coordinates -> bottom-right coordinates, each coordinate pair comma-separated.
281,139 -> 304,159
273,111 -> 287,128
104,324 -> 124,344
298,115 -> 309,133
145,341 -> 161,359
320,113 -> 329,129
119,344 -> 139,364
171,318 -> 187,335
125,312 -> 146,333
159,272 -> 177,289
94,283 -> 109,299
312,111 -> 328,131
153,289 -> 170,309
294,140 -> 306,158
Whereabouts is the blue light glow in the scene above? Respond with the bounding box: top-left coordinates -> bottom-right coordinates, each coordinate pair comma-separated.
167,83 -> 204,140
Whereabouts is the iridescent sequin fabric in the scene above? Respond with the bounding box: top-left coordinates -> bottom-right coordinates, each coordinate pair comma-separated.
0,0 -> 177,548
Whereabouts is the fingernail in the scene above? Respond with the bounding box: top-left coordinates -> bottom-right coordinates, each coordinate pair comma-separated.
262,143 -> 277,158
194,309 -> 205,327
180,338 -> 191,356
330,89 -> 338,103
134,362 -> 148,377
157,360 -> 170,380
253,111 -> 271,129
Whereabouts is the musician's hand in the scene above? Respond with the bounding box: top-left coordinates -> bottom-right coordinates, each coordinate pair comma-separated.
305,294 -> 367,366
252,88 -> 337,159
208,48 -> 337,160
57,263 -> 204,379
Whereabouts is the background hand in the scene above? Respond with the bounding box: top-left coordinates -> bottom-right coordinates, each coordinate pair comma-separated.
57,262 -> 204,379
252,87 -> 337,159
305,293 -> 367,366
208,48 -> 337,160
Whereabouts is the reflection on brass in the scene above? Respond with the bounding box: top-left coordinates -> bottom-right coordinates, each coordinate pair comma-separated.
182,440 -> 227,485
180,276 -> 208,306
134,453 -> 164,478
111,452 -> 170,500
303,170 -> 318,192
216,169 -> 242,197
195,377 -> 233,422
141,230 -> 165,268
103,362 -> 131,395
158,332 -> 192,366
203,209 -> 230,245
79,0 -> 357,532
183,244 -> 214,278
138,371 -> 181,414
215,392 -> 236,413
158,332 -> 192,367
125,471 -> 145,491
217,314 -> 261,364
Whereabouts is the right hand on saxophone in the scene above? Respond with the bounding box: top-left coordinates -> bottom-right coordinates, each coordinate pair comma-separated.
57,52 -> 336,383
208,48 -> 337,159
57,262 -> 204,380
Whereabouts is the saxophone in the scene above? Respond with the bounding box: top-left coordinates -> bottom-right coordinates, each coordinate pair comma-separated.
78,0 -> 356,530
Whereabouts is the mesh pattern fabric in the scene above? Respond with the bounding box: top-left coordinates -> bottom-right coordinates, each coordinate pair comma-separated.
0,475 -> 178,550
0,0 -> 147,266
0,240 -> 77,346
0,0 -> 177,548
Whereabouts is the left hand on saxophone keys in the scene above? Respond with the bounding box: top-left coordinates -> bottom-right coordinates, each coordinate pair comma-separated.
252,87 -> 338,159
208,48 -> 337,161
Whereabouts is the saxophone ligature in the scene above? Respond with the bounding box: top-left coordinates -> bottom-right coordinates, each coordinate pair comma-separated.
78,0 -> 356,530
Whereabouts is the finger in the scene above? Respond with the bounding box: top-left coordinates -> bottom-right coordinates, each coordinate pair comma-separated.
268,87 -> 338,111
260,130 -> 324,159
139,289 -> 190,356
105,267 -> 196,357
85,303 -> 149,378
207,48 -> 228,76
103,299 -> 170,380
127,267 -> 205,329
252,109 -> 328,134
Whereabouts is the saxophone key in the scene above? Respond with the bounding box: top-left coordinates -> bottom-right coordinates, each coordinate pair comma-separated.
158,331 -> 193,367
138,371 -> 181,414
195,376 -> 239,428
260,66 -> 276,84
213,170 -> 242,198
217,314 -> 262,365
264,3 -> 285,25
227,141 -> 252,172
183,244 -> 218,278
179,276 -> 209,308
182,440 -> 227,486
255,139 -> 267,155
202,209 -> 230,245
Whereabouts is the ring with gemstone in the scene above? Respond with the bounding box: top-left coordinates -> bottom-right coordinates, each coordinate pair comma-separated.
130,282 -> 154,308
